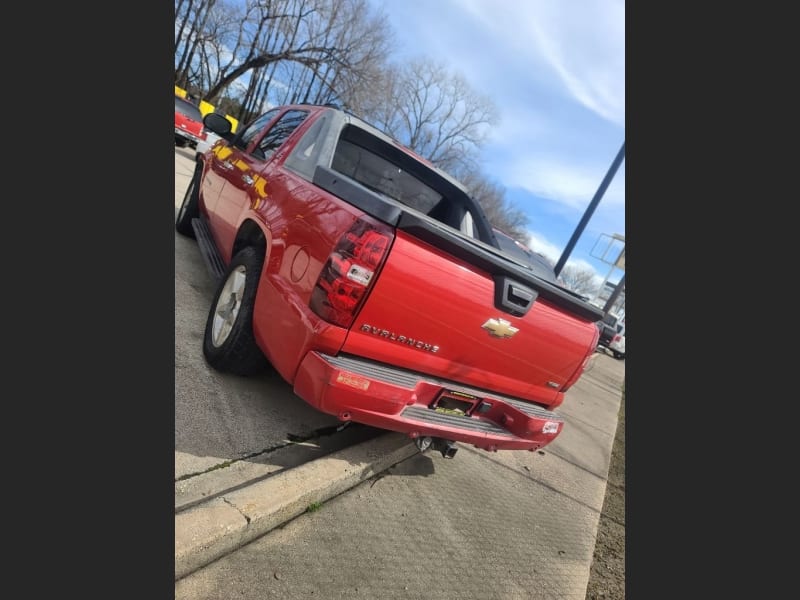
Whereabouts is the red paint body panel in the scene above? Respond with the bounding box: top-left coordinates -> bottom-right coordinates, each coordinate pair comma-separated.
196,106 -> 361,382
249,152 -> 363,382
340,232 -> 600,408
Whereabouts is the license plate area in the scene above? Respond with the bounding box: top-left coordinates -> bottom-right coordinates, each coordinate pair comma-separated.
430,390 -> 481,417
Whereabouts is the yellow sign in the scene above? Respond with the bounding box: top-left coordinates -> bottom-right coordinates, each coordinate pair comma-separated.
174,85 -> 239,132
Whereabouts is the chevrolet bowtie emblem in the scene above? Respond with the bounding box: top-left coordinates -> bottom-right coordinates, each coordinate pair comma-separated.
481,318 -> 519,338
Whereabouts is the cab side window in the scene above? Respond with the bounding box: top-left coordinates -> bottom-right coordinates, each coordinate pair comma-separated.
253,110 -> 309,161
235,109 -> 281,151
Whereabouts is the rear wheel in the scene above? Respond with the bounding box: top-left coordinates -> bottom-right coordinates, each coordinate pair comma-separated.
176,167 -> 201,237
202,246 -> 268,375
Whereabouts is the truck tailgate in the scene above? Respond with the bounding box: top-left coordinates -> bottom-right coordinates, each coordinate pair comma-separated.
339,231 -> 600,407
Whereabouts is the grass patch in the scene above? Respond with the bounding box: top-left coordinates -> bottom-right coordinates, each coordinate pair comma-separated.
306,501 -> 323,513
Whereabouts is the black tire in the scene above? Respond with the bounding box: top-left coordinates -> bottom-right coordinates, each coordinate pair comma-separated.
202,246 -> 268,375
176,167 -> 201,238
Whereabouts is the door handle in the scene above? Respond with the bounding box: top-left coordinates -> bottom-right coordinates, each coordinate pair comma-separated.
220,160 -> 234,170
242,174 -> 254,186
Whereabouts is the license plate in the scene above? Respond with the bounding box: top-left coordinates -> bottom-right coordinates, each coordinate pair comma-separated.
431,390 -> 480,417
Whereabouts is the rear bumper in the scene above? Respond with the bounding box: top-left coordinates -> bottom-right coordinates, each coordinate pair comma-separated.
293,352 -> 565,452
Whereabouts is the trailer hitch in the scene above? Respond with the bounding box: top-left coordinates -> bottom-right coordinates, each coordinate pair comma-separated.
414,436 -> 458,458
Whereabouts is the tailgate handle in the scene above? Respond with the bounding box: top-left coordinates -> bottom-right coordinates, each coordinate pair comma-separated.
493,276 -> 537,317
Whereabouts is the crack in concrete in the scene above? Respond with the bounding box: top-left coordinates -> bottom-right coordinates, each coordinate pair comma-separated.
222,497 -> 250,524
175,422 -> 356,483
175,444 -> 287,482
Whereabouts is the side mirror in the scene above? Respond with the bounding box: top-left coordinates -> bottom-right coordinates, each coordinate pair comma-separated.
203,113 -> 232,137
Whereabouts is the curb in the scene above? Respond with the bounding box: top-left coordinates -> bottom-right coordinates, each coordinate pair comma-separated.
175,432 -> 419,580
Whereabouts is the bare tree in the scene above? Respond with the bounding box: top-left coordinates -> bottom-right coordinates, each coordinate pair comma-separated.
175,0 -> 195,51
190,1 -> 240,95
201,0 -> 354,103
302,0 -> 392,109
452,169 -> 529,239
175,0 -> 219,89
244,0 -> 310,118
366,58 -> 498,174
174,0 -> 391,121
199,0 -> 300,102
558,264 -> 599,297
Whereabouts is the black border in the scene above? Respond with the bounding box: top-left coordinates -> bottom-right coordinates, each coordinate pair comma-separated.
18,1 -> 787,595
16,3 -> 175,594
626,0 -> 793,596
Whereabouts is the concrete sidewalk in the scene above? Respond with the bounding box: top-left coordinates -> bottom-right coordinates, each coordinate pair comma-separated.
175,352 -> 624,598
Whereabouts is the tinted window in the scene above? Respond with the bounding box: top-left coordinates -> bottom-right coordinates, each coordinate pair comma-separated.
332,137 -> 442,213
236,108 -> 281,151
175,97 -> 203,122
284,113 -> 331,179
493,229 -> 558,283
253,110 -> 309,160
494,230 -> 533,261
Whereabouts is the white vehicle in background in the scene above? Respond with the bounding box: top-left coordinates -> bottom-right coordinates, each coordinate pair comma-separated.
607,328 -> 625,360
195,129 -> 221,156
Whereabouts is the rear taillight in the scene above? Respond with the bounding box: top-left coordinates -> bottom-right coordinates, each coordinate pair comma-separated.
612,334 -> 621,343
310,216 -> 394,328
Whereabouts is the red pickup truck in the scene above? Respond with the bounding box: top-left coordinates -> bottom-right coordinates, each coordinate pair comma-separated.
176,103 -> 602,458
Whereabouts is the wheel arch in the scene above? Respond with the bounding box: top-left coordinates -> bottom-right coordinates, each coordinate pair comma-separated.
233,218 -> 269,265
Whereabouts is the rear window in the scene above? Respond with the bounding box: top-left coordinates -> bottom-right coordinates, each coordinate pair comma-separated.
494,230 -> 534,262
332,135 -> 442,214
493,230 -> 558,283
175,97 -> 203,122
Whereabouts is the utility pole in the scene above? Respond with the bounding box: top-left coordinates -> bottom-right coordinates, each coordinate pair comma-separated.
554,141 -> 625,277
602,273 -> 625,315
590,233 -> 625,306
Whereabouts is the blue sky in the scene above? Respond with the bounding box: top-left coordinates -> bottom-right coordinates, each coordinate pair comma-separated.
369,0 -> 625,285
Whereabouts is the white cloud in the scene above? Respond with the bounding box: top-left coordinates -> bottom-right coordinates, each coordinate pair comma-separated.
504,157 -> 625,211
527,3 -> 625,126
454,0 -> 624,125
524,231 -> 563,264
525,230 -> 604,284
432,0 -> 625,220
